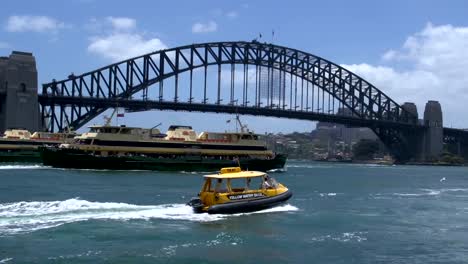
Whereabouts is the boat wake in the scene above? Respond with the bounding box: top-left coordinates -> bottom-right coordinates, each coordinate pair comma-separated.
372,188 -> 468,198
287,164 -> 334,169
0,198 -> 298,235
0,165 -> 46,170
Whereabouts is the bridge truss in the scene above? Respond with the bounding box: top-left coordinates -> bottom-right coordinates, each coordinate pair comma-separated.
39,41 -> 421,160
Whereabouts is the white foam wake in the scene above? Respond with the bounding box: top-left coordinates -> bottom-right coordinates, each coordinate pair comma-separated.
0,165 -> 45,170
392,188 -> 468,197
0,199 -> 298,235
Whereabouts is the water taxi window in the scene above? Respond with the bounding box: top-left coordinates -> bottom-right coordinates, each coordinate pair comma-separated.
229,177 -> 262,192
241,135 -> 252,140
213,179 -> 229,193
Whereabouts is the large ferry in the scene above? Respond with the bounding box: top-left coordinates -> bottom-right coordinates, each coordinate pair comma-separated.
0,129 -> 76,162
40,121 -> 287,171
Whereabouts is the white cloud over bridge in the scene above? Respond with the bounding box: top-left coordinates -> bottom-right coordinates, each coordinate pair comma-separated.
87,17 -> 167,62
342,23 -> 468,128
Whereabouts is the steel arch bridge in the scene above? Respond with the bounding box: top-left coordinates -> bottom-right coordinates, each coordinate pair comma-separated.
38,41 -> 422,161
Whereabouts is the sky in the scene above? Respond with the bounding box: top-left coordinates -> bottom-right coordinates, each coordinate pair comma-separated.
1,0 -> 468,133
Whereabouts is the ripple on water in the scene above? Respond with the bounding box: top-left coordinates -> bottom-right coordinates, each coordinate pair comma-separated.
47,251 -> 102,261
160,232 -> 243,257
308,232 -> 368,243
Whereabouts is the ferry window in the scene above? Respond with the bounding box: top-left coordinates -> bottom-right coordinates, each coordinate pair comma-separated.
209,133 -> 225,140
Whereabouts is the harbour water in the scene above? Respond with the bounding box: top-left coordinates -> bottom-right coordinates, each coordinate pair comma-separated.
1,161 -> 468,263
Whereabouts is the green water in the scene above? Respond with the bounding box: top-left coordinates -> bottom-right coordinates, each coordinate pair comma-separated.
1,162 -> 468,263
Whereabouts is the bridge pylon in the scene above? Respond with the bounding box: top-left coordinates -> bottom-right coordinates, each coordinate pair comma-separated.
0,51 -> 40,133
421,100 -> 443,160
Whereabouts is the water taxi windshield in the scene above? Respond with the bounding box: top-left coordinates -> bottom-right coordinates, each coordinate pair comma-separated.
202,175 -> 271,193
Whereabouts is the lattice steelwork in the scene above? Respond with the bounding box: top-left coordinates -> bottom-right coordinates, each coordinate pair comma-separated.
39,41 -> 422,160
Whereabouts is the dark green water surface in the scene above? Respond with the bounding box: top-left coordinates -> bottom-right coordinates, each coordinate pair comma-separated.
1,161 -> 468,263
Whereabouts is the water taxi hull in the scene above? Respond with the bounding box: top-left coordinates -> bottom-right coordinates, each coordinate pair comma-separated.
40,148 -> 287,171
194,190 -> 293,214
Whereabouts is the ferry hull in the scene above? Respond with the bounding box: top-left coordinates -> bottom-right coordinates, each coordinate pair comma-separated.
0,150 -> 42,163
40,148 -> 287,172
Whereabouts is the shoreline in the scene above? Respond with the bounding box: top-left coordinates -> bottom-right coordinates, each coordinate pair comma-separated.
290,158 -> 467,167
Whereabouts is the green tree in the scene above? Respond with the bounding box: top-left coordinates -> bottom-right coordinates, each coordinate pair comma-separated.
353,139 -> 380,160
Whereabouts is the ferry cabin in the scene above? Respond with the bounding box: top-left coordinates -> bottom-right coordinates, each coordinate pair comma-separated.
66,125 -> 274,159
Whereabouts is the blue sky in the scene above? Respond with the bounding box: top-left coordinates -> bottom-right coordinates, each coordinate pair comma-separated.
1,0 -> 468,133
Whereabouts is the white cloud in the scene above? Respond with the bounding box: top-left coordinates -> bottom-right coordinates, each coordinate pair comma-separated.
88,34 -> 166,61
212,9 -> 239,19
5,15 -> 67,33
226,11 -> 238,19
87,17 -> 167,62
106,17 -> 136,31
192,21 -> 218,33
341,23 -> 468,127
382,49 -> 397,61
0,41 -> 9,49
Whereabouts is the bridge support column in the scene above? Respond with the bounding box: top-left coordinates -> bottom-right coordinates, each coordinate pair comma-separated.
421,100 -> 443,161
399,102 -> 423,161
0,51 -> 39,133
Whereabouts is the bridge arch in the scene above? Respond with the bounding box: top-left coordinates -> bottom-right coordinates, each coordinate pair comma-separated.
39,41 -> 419,160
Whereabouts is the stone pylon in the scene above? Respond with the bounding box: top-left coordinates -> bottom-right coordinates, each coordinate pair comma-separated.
0,51 -> 40,133
422,100 -> 443,161
399,102 -> 423,161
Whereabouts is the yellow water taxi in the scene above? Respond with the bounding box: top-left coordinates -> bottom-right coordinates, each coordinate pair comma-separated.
188,167 -> 292,214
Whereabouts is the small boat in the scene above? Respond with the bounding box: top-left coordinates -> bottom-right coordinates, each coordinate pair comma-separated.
188,167 -> 292,214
